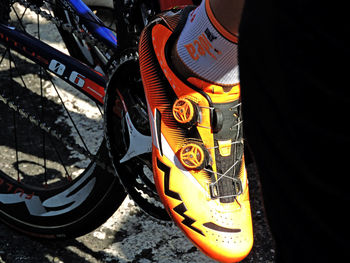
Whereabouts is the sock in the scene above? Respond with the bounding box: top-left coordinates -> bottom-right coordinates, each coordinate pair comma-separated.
175,0 -> 239,86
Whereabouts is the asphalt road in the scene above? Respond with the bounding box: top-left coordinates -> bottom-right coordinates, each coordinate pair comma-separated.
0,164 -> 275,263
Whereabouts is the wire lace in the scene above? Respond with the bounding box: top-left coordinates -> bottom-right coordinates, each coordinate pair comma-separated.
205,101 -> 243,199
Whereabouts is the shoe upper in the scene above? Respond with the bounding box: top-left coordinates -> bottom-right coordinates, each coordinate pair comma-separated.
139,8 -> 253,263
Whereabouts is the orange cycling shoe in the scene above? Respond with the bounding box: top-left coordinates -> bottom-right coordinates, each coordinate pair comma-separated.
139,7 -> 253,263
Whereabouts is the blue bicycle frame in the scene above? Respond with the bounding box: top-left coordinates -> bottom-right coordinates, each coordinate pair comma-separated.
65,0 -> 117,49
0,0 -> 118,105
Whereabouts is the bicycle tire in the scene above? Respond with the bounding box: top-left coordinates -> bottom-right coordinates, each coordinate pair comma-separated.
0,0 -> 126,239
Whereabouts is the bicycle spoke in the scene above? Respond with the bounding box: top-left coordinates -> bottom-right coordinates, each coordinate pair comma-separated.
47,76 -> 93,156
36,13 -> 49,185
5,47 -> 98,183
10,4 -> 27,31
47,135 -> 71,181
8,50 -> 21,181
2,40 -> 77,187
96,103 -> 104,117
0,47 -> 9,64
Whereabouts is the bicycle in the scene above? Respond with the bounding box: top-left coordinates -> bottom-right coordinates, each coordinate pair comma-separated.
0,0 -> 198,238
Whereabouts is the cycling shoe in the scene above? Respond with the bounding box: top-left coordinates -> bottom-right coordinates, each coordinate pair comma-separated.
139,7 -> 253,262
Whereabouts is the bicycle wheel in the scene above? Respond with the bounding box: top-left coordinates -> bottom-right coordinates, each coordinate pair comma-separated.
0,0 -> 126,238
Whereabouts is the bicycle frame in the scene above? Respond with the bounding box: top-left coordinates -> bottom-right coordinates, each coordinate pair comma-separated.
0,0 -> 118,105
62,0 -> 117,49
